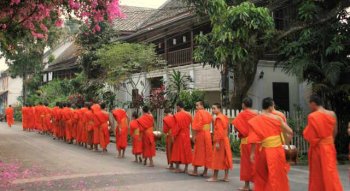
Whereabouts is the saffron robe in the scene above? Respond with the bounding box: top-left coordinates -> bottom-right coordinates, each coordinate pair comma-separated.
21,106 -> 27,130
62,107 -> 73,141
91,104 -> 101,145
95,110 -> 110,149
112,109 -> 128,150
137,113 -> 156,158
171,111 -> 193,164
303,111 -> 343,191
192,109 -> 213,168
130,119 -> 142,155
211,113 -> 232,170
80,108 -> 89,143
5,107 -> 14,127
232,109 -> 258,181
163,114 -> 176,164
249,115 -> 290,191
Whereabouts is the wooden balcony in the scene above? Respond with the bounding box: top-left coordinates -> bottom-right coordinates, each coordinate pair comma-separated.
160,47 -> 192,67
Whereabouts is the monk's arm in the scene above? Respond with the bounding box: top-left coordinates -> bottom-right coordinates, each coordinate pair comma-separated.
281,121 -> 293,144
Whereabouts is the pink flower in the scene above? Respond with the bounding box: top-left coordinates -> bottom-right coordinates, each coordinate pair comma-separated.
31,31 -> 45,39
93,24 -> 101,32
39,23 -> 48,32
10,0 -> 21,6
54,19 -> 64,27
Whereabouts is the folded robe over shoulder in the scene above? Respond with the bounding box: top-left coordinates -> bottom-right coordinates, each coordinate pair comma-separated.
137,113 -> 156,158
303,111 -> 343,191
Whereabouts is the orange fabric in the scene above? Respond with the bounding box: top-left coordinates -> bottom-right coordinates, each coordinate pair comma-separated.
71,109 -> 79,139
192,109 -> 212,168
95,110 -> 110,149
211,113 -> 232,170
232,109 -> 258,181
303,111 -> 343,191
249,115 -> 290,191
21,107 -> 27,130
272,110 -> 287,122
171,111 -> 193,164
28,107 -> 35,130
80,108 -> 89,143
112,109 -> 128,150
51,106 -> 60,137
44,106 -> 52,133
163,114 -> 176,164
137,113 -> 156,158
85,109 -> 98,144
130,119 -> 142,155
91,104 -> 101,145
62,107 -> 73,141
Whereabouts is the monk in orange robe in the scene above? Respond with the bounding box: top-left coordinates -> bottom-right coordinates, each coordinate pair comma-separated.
163,108 -> 176,169
130,111 -> 142,162
95,103 -> 110,152
112,108 -> 128,158
232,97 -> 258,190
62,103 -> 73,143
51,103 -> 60,139
91,103 -> 101,150
28,105 -> 35,131
303,95 -> 343,191
43,103 -> 52,135
137,106 -> 156,167
72,107 -> 79,142
172,102 -> 193,173
22,105 -> 27,131
207,103 -> 232,182
5,105 -> 14,127
80,103 -> 90,148
75,106 -> 83,145
248,97 -> 293,191
85,103 -> 97,150
188,101 -> 212,177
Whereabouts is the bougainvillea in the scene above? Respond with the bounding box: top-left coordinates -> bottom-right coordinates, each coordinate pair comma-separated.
0,0 -> 122,52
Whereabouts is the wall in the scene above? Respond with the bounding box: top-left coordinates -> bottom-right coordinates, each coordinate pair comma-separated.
7,76 -> 23,106
115,64 -> 222,104
245,60 -> 310,114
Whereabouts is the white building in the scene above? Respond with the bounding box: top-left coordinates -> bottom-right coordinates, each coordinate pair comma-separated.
0,71 -> 23,113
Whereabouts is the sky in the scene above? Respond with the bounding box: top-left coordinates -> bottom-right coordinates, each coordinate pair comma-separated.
0,0 -> 167,72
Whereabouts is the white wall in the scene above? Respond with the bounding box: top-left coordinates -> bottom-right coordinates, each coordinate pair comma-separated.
7,76 -> 23,106
246,60 -> 310,114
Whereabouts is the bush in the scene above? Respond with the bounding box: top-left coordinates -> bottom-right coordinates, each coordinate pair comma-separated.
179,89 -> 205,110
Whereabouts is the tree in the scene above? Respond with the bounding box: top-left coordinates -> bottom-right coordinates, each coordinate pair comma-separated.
184,0 -> 275,108
167,70 -> 192,106
0,0 -> 122,54
95,42 -> 165,106
277,0 -> 350,154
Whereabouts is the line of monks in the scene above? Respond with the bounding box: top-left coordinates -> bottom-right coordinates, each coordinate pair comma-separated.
16,94 -> 344,191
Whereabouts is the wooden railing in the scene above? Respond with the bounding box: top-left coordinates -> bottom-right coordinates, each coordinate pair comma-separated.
160,47 -> 192,67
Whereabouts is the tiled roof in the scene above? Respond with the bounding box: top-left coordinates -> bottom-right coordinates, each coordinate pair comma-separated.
113,6 -> 156,32
138,0 -> 190,30
44,42 -> 79,72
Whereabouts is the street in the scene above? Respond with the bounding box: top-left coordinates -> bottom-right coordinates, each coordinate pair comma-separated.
0,122 -> 349,191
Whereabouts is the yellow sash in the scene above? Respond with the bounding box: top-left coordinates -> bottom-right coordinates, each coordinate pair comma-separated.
203,124 -> 210,131
134,129 -> 140,136
261,135 -> 282,148
240,137 -> 248,145
319,136 -> 334,145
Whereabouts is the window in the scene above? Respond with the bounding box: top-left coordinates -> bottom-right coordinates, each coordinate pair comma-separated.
273,82 -> 290,112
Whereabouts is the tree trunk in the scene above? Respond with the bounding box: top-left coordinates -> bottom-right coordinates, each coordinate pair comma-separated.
230,52 -> 260,109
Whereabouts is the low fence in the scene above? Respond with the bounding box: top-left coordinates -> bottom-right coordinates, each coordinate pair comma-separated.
124,108 -> 310,154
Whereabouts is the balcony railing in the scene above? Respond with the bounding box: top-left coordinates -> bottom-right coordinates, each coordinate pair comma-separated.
160,47 -> 192,67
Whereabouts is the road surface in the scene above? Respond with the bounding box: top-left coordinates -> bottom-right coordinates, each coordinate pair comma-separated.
0,122 -> 349,191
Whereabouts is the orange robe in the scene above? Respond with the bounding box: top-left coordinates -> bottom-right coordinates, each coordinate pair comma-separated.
249,115 -> 290,191
232,109 -> 258,181
44,106 -> 52,133
137,113 -> 156,158
112,109 -> 128,150
28,107 -> 35,130
5,107 -> 14,127
163,114 -> 176,164
192,109 -> 213,168
91,104 -> 101,145
171,111 -> 193,164
75,109 -> 83,143
85,109 -> 97,145
62,107 -> 73,141
96,110 -> 110,149
72,109 -> 79,140
21,106 -> 27,130
130,119 -> 142,155
303,111 -> 343,191
211,113 -> 232,170
80,108 -> 89,144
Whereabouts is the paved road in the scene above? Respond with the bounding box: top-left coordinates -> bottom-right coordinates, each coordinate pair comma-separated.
0,122 -> 349,191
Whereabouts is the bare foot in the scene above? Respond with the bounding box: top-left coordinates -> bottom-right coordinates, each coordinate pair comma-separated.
200,173 -> 209,178
147,164 -> 154,167
206,178 -> 218,182
172,169 -> 184,173
237,188 -> 250,191
221,178 -> 230,182
187,171 -> 199,176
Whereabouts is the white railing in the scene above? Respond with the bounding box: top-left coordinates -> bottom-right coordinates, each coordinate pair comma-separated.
124,108 -> 309,153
